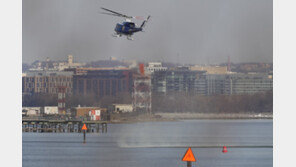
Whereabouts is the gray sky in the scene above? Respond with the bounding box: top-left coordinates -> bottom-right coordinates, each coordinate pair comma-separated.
23,0 -> 272,64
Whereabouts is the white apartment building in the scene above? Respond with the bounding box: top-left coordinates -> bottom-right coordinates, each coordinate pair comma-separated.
145,62 -> 167,74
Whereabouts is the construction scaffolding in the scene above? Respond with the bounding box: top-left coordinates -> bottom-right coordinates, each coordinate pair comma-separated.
132,75 -> 152,114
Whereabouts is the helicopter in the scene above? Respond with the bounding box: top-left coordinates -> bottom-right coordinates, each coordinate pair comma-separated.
101,7 -> 150,40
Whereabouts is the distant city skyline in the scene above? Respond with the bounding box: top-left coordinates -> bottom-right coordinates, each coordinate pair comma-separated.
22,55 -> 273,66
23,0 -> 272,64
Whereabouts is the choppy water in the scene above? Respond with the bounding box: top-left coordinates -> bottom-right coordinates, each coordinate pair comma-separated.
23,119 -> 272,167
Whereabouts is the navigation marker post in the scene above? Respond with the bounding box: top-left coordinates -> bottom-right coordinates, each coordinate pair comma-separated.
182,147 -> 197,167
82,124 -> 87,143
222,146 -> 228,153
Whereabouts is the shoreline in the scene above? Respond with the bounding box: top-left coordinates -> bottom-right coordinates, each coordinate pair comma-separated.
155,112 -> 273,119
110,112 -> 273,123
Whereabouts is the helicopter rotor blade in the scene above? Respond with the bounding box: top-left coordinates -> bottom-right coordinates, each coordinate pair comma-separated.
101,7 -> 133,19
100,12 -> 122,17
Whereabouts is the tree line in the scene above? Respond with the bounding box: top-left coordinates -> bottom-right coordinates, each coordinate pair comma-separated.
22,92 -> 132,108
23,91 -> 272,113
152,91 -> 273,113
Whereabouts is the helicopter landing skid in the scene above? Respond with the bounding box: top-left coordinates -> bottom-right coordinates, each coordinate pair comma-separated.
127,36 -> 134,41
112,33 -> 121,38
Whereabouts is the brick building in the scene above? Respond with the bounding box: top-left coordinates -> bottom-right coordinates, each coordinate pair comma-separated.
22,71 -> 73,94
72,69 -> 133,97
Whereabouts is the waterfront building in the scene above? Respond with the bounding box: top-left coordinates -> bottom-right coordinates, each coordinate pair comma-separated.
151,70 -> 272,95
71,106 -> 107,118
194,74 -> 207,95
22,71 -> 73,95
151,70 -> 206,94
72,69 -> 133,97
22,107 -> 42,116
224,73 -> 273,95
205,73 -> 273,95
111,104 -> 133,113
44,106 -> 59,115
205,74 -> 228,95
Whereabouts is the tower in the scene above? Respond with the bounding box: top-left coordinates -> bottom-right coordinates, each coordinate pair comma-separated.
132,64 -> 152,114
227,56 -> 231,72
68,54 -> 73,64
58,86 -> 66,115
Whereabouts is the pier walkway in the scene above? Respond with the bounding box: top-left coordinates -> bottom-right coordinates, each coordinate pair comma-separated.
22,119 -> 108,133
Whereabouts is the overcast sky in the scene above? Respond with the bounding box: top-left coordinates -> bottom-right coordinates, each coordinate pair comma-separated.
23,0 -> 272,64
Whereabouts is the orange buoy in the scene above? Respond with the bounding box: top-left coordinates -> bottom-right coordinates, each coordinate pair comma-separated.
222,146 -> 228,153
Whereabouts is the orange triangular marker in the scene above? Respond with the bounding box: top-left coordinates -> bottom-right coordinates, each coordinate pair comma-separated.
82,124 -> 87,130
182,147 -> 197,162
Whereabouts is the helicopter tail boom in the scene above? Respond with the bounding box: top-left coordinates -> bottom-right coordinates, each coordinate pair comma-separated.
140,15 -> 151,29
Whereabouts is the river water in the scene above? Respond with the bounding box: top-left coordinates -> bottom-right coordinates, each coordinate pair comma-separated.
23,119 -> 272,167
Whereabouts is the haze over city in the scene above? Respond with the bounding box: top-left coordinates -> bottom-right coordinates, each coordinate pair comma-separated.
20,1 -> 275,167
23,0 -> 272,64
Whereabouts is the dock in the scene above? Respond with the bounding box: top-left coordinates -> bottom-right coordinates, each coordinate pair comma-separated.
22,119 -> 108,133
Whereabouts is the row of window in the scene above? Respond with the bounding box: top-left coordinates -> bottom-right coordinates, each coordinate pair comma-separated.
24,77 -> 72,83
75,79 -> 127,96
32,88 -> 72,93
24,82 -> 72,88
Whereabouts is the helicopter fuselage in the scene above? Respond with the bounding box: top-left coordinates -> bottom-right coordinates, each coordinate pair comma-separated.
114,22 -> 142,36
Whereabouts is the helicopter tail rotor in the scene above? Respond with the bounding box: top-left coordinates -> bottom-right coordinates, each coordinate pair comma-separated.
132,16 -> 145,20
140,15 -> 151,28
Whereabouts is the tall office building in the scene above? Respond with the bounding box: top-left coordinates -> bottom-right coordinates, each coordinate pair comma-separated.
151,70 -> 206,94
151,70 -> 272,95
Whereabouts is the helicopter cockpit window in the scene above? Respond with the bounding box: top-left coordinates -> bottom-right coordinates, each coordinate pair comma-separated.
129,23 -> 135,28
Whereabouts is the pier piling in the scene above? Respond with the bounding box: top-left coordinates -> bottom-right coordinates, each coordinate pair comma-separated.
83,130 -> 86,143
22,120 -> 108,134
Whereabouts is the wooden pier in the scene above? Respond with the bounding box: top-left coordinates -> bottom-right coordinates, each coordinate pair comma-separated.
22,119 -> 108,133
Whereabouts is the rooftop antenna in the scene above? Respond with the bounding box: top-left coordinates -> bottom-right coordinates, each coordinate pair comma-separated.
227,56 -> 231,72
